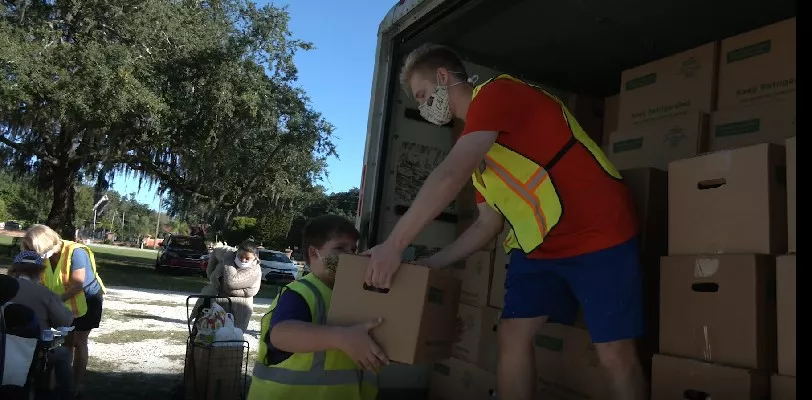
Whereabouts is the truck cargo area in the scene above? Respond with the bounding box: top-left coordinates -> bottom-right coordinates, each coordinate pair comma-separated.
395,0 -> 796,95
364,0 -> 796,398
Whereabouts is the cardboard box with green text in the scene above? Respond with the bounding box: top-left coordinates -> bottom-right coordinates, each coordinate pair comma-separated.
454,304 -> 500,372
607,112 -> 709,171
717,18 -> 796,109
534,323 -> 607,398
452,251 -> 493,307
429,357 -> 496,400
710,96 -> 795,151
618,42 -> 718,129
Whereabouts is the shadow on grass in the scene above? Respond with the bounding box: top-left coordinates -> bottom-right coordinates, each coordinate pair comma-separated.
84,369 -> 429,400
121,311 -> 188,325
88,249 -> 158,267
97,259 -> 210,294
84,370 -> 181,399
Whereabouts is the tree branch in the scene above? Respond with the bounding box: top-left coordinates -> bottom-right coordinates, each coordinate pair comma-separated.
0,135 -> 60,165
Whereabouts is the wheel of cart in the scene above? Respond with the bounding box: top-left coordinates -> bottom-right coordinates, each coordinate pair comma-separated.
183,295 -> 250,400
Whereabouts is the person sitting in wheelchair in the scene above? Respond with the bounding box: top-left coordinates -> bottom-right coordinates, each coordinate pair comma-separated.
7,251 -> 76,399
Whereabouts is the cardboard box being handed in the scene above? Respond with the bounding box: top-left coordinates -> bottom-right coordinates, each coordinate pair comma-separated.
327,254 -> 461,365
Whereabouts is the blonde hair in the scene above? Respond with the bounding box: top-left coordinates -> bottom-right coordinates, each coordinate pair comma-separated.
21,224 -> 63,254
399,43 -> 468,96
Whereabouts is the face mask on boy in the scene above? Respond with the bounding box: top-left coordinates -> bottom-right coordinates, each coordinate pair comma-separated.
316,250 -> 340,276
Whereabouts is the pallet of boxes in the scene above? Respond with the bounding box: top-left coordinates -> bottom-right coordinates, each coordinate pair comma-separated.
606,17 -> 796,400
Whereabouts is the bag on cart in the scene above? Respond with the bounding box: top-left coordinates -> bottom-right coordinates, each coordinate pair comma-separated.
0,302 -> 41,399
193,301 -> 227,345
183,296 -> 248,400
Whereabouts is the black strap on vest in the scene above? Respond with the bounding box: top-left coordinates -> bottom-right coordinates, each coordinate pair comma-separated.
545,136 -> 578,171
477,75 -> 578,171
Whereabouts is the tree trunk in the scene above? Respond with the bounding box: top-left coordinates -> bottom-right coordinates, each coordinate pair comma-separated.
46,166 -> 79,241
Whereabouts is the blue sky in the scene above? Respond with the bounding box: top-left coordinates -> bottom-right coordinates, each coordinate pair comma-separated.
113,0 -> 395,211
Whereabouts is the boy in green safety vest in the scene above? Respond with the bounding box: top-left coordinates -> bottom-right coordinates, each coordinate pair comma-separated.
247,215 -> 386,400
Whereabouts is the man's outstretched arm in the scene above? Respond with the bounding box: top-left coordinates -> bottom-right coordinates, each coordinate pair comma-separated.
364,130 -> 497,288
422,202 -> 505,269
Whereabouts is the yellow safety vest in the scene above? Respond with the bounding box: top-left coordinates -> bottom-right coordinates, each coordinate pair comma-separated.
41,240 -> 106,318
247,273 -> 378,400
471,74 -> 622,254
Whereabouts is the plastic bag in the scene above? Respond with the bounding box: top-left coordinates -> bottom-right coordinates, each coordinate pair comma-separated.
213,313 -> 244,347
194,301 -> 227,345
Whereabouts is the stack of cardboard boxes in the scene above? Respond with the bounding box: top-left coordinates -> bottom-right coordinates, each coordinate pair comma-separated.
430,180 -> 609,399
427,166 -> 502,400
604,17 -> 796,399
428,209 -> 501,399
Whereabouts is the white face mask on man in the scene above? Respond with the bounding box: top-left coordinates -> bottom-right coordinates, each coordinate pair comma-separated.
418,72 -> 478,126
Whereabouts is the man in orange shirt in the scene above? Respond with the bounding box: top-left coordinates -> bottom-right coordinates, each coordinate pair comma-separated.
365,44 -> 645,400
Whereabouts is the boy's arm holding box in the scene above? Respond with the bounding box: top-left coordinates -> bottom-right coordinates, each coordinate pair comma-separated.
269,290 -> 389,371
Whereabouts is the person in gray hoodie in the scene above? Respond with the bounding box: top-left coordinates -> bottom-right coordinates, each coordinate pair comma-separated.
8,251 -> 75,399
194,239 -> 262,331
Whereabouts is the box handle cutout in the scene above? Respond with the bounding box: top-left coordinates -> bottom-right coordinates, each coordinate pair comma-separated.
697,178 -> 726,190
682,389 -> 711,399
362,283 -> 390,294
691,283 -> 719,293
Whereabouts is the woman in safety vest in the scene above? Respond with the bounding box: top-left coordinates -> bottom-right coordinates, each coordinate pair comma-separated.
364,44 -> 646,400
21,224 -> 106,399
247,215 -> 384,400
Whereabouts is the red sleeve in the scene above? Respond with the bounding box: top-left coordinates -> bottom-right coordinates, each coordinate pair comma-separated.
460,79 -> 534,138
475,190 -> 486,204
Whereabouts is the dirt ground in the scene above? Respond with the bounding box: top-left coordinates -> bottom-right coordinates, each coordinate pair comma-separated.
82,286 -> 271,398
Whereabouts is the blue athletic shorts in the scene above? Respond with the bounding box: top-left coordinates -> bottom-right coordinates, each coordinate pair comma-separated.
501,237 -> 644,343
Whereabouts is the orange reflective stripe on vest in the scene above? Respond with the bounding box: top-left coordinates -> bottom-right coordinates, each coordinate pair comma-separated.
470,74 -> 622,254
59,244 -> 80,314
482,155 -> 550,236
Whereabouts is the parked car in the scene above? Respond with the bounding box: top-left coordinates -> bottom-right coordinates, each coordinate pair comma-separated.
155,235 -> 209,274
258,249 -> 299,284
4,221 -> 21,231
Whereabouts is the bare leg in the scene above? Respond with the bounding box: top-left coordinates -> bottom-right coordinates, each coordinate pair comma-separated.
594,339 -> 647,400
497,316 -> 548,400
66,330 -> 91,394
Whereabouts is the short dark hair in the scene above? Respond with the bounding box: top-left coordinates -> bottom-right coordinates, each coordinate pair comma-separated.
237,239 -> 258,255
301,215 -> 360,264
